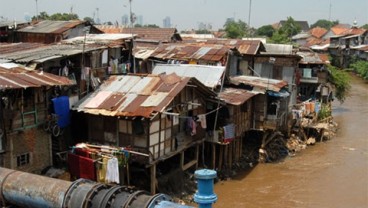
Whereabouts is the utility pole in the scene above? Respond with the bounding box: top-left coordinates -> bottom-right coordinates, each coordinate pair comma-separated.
35,0 -> 39,21
248,0 -> 252,37
129,0 -> 136,73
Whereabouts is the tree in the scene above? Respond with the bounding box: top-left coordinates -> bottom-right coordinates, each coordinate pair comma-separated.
83,17 -> 95,24
195,29 -> 211,34
311,19 -> 339,29
32,11 -> 49,21
362,24 -> 368,30
145,24 -> 160,28
256,25 -> 275,37
269,30 -> 289,44
279,16 -> 301,38
32,12 -> 79,21
223,19 -> 247,39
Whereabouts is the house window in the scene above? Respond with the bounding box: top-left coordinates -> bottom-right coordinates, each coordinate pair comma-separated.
17,153 -> 30,167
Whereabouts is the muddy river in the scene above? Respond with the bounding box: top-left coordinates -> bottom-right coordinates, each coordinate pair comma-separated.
213,75 -> 368,208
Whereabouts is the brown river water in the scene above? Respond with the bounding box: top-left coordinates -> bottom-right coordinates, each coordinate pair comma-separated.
213,75 -> 368,208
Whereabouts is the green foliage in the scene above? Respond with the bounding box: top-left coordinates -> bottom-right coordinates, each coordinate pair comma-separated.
223,19 -> 247,38
269,30 -> 289,44
279,16 -> 301,38
145,24 -> 160,28
268,16 -> 300,43
328,65 -> 351,103
350,60 -> 368,80
83,17 -> 95,24
256,25 -> 275,37
32,12 -> 79,21
195,29 -> 212,34
134,24 -> 160,28
318,104 -> 332,120
361,24 -> 368,30
311,19 -> 339,29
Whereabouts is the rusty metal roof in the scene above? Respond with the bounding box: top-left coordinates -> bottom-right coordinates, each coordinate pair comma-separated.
149,43 -> 230,62
309,27 -> 328,39
73,73 -> 216,119
182,39 -> 265,55
297,51 -> 326,64
152,64 -> 225,88
219,87 -> 259,105
229,75 -> 288,92
0,63 -> 74,89
17,20 -> 84,34
96,26 -> 181,42
1,34 -> 130,64
0,43 -> 46,55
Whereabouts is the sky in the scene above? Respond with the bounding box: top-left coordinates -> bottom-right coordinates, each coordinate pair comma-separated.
0,0 -> 367,31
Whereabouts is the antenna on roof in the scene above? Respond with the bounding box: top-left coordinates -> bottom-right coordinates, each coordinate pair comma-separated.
328,0 -> 332,21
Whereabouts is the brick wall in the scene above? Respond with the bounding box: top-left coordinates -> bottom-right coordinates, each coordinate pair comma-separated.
3,128 -> 51,174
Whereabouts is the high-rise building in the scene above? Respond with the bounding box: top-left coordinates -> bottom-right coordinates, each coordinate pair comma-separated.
122,14 -> 129,26
198,22 -> 212,31
163,16 -> 171,28
136,15 -> 143,26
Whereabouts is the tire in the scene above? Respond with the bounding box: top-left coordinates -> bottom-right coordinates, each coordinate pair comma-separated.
52,125 -> 61,137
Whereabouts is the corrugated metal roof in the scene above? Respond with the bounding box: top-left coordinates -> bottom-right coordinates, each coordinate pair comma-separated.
149,43 -> 230,62
17,20 -> 84,34
0,43 -> 104,63
96,26 -> 181,42
0,64 -> 74,89
73,73 -> 216,119
219,88 -> 259,105
229,75 -> 288,92
152,64 -> 225,88
62,33 -> 134,44
0,20 -> 28,28
297,51 -> 326,64
263,44 -> 294,55
0,43 -> 46,54
182,39 -> 265,55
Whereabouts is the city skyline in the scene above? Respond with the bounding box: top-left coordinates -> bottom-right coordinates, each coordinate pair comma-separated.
0,0 -> 367,30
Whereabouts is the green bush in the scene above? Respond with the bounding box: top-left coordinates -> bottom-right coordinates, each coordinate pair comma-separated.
350,60 -> 368,80
328,65 -> 351,103
318,104 -> 332,120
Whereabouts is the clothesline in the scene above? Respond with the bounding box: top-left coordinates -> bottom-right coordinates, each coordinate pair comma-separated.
80,143 -> 150,157
161,106 -> 223,119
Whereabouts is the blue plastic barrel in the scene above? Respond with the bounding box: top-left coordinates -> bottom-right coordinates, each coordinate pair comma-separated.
52,96 -> 70,128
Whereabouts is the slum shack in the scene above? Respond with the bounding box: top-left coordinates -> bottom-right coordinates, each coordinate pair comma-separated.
0,63 -> 74,173
71,73 -> 217,194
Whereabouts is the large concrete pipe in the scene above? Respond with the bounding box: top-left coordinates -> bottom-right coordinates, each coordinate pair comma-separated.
0,167 -> 72,208
0,167 -> 193,208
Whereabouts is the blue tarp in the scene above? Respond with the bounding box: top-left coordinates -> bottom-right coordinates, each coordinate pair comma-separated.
52,96 -> 70,128
267,89 -> 290,98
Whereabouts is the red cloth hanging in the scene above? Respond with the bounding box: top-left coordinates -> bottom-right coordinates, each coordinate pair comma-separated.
79,156 -> 96,180
68,152 -> 96,180
75,148 -> 90,158
67,153 -> 80,178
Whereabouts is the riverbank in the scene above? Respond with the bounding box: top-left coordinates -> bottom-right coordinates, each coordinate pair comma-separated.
213,74 -> 368,208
